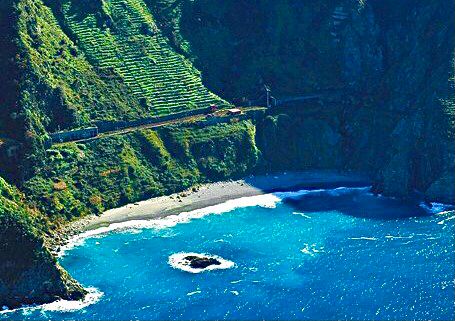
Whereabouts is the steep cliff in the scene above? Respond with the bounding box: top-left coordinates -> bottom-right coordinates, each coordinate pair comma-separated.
154,0 -> 454,202
0,177 -> 85,309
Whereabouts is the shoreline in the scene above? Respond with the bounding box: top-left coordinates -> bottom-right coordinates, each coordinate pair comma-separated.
52,170 -> 370,252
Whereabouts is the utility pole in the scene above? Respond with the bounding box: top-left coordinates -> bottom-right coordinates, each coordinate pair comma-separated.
264,84 -> 272,108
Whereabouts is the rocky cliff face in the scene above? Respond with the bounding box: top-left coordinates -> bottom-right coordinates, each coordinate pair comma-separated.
338,0 -> 454,202
168,0 -> 454,203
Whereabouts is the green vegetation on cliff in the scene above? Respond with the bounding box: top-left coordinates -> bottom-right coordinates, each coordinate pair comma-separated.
24,120 -> 258,219
0,0 -> 246,307
0,177 -> 85,309
2,0 -> 228,137
16,0 -> 143,133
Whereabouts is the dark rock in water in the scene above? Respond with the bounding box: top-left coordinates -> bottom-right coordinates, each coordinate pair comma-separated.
184,256 -> 221,269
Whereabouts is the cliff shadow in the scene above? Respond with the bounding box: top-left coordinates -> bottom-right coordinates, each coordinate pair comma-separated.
280,187 -> 429,220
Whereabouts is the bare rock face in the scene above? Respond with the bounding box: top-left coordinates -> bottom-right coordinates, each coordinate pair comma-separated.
331,0 -> 454,202
0,256 -> 86,309
425,172 -> 455,204
253,0 -> 454,203
175,0 -> 454,203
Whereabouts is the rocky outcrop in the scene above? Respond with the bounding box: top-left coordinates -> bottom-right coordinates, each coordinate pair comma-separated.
300,0 -> 454,203
169,252 -> 234,273
0,177 -> 86,309
425,171 -> 455,204
356,0 -> 454,202
184,256 -> 222,269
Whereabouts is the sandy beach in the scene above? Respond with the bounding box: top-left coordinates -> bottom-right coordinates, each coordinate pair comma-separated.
73,170 -> 370,233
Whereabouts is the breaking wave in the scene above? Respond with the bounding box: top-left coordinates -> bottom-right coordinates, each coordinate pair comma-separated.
0,287 -> 102,316
419,202 -> 454,215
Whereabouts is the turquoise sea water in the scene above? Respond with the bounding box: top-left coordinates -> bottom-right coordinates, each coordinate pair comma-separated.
2,187 -> 455,320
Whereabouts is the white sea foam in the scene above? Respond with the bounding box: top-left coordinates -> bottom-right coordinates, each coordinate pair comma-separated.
349,237 -> 378,241
0,287 -> 103,316
230,280 -> 242,284
437,215 -> 455,225
59,193 -> 281,256
59,186 -> 372,256
300,248 -> 313,256
293,212 -> 312,218
418,202 -> 455,225
186,290 -> 201,296
274,186 -> 371,200
385,235 -> 414,240
40,287 -> 103,312
419,202 -> 454,214
300,243 -> 325,256
168,252 -> 235,273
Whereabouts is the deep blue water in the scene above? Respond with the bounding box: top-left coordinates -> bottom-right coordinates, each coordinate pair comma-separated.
3,187 -> 455,320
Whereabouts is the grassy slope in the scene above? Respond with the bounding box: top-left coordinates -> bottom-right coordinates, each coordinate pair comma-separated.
1,0 -> 259,307
13,0 -> 228,137
6,0 -> 259,220
14,1 -> 256,221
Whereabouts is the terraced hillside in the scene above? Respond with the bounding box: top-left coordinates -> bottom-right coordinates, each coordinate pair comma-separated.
56,0 -> 227,116
15,0 -> 145,133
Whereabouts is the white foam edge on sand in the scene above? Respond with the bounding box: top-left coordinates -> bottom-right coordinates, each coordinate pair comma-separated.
0,287 -> 103,315
58,186 -> 372,257
168,252 -> 235,274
